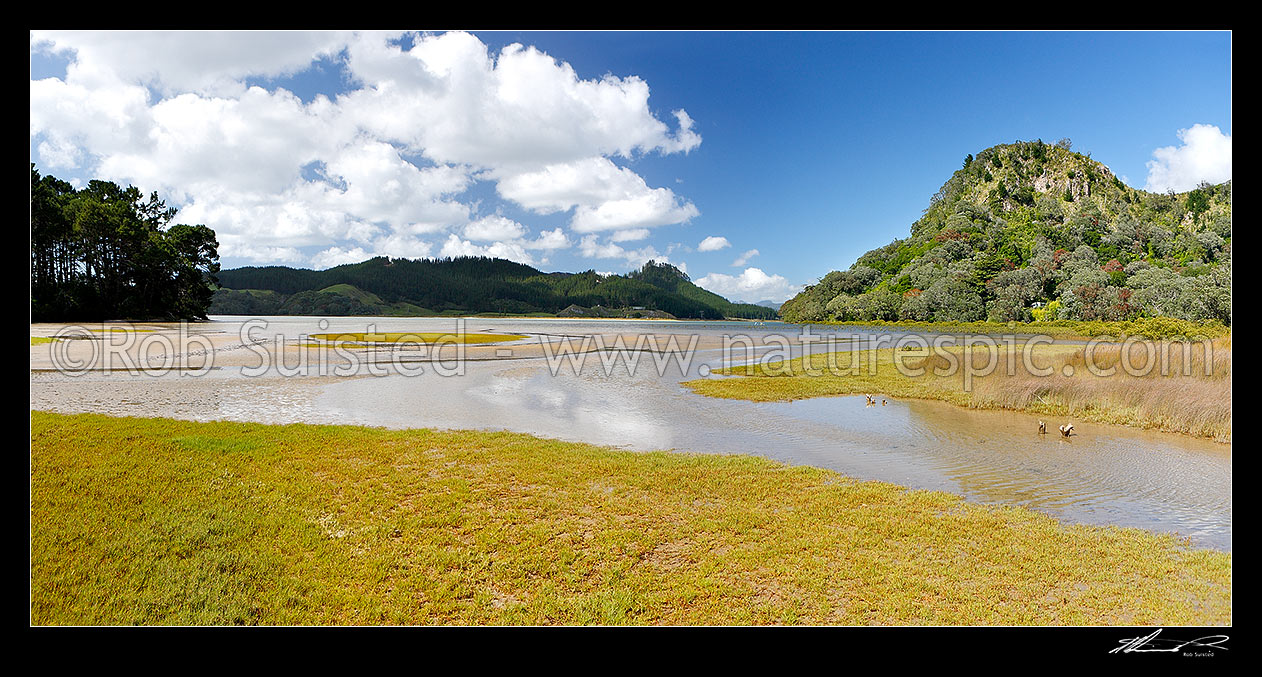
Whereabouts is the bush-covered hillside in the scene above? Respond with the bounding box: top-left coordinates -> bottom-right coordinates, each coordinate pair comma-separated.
780,140 -> 1231,325
213,257 -> 777,320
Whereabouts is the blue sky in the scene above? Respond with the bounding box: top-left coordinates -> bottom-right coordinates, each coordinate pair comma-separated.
30,31 -> 1231,302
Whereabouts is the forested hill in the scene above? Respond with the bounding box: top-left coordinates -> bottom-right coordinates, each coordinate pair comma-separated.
780,140 -> 1231,325
212,258 -> 778,320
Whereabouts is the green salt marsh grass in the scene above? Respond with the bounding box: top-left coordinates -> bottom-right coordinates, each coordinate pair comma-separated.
31,327 -> 157,343
31,412 -> 1230,625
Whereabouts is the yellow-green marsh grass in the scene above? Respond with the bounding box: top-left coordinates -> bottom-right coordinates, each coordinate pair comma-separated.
31,412 -> 1229,625
310,331 -> 526,345
32,327 -> 156,343
685,338 -> 1231,442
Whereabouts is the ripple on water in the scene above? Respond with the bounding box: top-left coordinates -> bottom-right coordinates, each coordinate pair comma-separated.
32,316 -> 1232,551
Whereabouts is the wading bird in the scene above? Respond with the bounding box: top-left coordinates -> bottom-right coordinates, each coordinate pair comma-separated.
1038,421 -> 1047,434
1059,423 -> 1075,437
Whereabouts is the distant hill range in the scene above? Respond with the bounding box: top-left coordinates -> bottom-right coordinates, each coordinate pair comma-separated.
211,257 -> 778,320
780,139 -> 1231,324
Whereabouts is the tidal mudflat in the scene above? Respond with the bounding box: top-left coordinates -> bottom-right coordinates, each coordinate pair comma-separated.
30,316 -> 1232,552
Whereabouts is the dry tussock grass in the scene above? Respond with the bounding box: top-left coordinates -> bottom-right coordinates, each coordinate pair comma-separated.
904,337 -> 1231,441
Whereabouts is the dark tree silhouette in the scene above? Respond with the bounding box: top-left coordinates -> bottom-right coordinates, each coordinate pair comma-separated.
30,165 -> 220,321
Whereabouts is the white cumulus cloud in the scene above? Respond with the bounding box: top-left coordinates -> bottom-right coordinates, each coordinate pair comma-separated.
697,236 -> 730,252
694,268 -> 801,303
570,190 -> 698,233
371,233 -> 434,260
1144,124 -> 1232,192
732,249 -> 758,266
31,30 -> 351,97
527,227 -> 571,250
29,30 -> 701,269
578,234 -> 679,270
439,233 -> 535,265
495,156 -> 699,235
609,228 -> 650,242
311,246 -> 372,270
463,215 -> 528,242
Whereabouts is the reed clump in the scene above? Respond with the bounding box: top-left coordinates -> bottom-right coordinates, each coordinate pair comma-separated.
899,338 -> 1231,440
688,336 -> 1231,442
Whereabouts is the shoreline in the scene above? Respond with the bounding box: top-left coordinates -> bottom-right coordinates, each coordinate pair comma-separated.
31,320 -> 1231,443
684,345 -> 1232,443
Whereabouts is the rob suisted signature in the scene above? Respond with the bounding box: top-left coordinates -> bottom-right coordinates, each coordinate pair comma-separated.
1110,629 -> 1229,655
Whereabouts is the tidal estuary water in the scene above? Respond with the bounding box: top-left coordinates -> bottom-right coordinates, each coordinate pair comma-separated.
30,315 -> 1232,551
